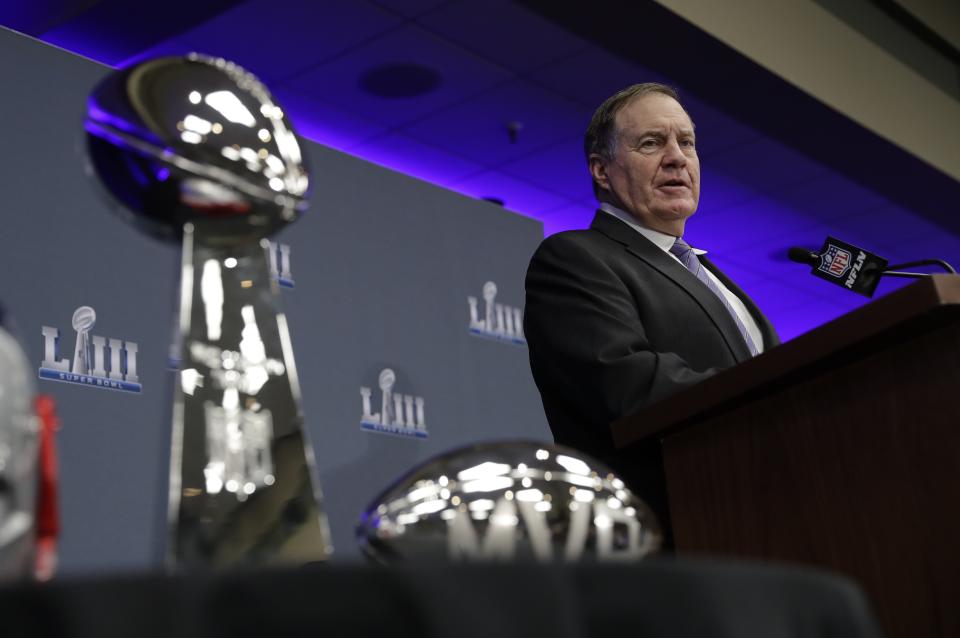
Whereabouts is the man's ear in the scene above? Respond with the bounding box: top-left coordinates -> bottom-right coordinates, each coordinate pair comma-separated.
589,153 -> 611,193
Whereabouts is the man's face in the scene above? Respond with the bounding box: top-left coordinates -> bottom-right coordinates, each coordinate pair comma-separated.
591,94 -> 700,235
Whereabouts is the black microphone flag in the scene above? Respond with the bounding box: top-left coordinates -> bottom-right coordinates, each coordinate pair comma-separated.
798,237 -> 888,297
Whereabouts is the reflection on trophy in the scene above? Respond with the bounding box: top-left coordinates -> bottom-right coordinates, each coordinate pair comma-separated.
0,323 -> 41,579
84,54 -> 332,567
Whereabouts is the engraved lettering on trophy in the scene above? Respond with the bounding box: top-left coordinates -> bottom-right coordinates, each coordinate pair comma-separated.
592,499 -> 644,561
448,498 -> 523,560
188,304 -> 283,500
360,368 -> 428,438
38,306 -> 142,393
267,240 -> 294,288
202,401 -> 275,499
447,497 -> 644,562
467,280 -> 526,345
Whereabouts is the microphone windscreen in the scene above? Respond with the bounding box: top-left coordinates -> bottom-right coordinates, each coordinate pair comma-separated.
787,247 -> 818,266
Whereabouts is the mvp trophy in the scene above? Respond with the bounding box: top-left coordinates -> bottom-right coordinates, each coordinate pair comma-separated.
84,55 -> 332,567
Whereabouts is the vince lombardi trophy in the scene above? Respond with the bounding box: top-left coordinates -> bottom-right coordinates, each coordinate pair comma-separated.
84,55 -> 332,568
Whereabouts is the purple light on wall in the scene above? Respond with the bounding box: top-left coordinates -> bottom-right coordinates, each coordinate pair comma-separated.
17,15 -> 938,345
41,29 -> 121,65
538,202 -> 595,236
273,89 -> 388,154
450,170 -> 569,216
349,132 -> 486,189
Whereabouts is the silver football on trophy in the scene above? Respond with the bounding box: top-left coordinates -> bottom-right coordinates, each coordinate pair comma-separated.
85,54 -> 309,245
0,324 -> 40,579
357,441 -> 662,563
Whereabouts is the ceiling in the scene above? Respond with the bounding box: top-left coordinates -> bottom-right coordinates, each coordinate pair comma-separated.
3,0 -> 959,340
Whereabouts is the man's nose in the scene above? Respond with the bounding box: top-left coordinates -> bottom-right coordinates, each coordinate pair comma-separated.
662,137 -> 687,166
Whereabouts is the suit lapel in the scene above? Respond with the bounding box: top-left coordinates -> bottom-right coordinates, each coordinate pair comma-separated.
590,211 -> 753,362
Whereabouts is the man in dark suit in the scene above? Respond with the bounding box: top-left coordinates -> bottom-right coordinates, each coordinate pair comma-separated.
524,83 -> 778,537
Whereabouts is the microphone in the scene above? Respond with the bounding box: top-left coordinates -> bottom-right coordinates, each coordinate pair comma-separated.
788,236 -> 888,297
787,247 -> 818,267
788,237 -> 957,298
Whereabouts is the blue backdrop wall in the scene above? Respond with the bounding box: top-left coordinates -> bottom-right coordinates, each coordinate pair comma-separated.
1,27 -> 550,572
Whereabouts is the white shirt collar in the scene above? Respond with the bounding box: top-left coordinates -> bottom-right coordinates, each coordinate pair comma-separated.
599,202 -> 706,255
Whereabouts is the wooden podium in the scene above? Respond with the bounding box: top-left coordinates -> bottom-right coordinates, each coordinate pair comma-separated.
612,275 -> 960,638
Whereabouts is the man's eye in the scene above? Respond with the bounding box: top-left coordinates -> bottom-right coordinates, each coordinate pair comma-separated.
640,139 -> 658,149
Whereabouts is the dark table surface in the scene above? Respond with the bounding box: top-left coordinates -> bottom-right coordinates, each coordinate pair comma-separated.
0,559 -> 884,638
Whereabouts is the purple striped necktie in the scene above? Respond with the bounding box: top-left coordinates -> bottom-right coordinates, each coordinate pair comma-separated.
669,237 -> 759,357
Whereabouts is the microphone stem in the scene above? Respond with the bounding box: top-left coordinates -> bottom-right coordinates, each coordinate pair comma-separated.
885,259 -> 956,274
881,271 -> 933,279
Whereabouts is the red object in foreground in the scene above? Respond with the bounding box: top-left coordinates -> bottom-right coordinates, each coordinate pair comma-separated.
33,394 -> 60,581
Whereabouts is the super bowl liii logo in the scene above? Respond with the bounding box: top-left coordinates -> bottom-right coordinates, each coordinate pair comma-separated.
360,368 -> 427,438
39,306 -> 141,393
467,281 -> 525,345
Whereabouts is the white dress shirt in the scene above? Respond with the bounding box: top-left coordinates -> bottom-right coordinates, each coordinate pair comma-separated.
599,203 -> 764,353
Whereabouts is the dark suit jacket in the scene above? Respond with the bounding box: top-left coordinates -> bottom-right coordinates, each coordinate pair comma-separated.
524,211 -> 778,531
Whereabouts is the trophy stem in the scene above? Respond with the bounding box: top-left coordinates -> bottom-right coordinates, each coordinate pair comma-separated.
166,222 -> 331,569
